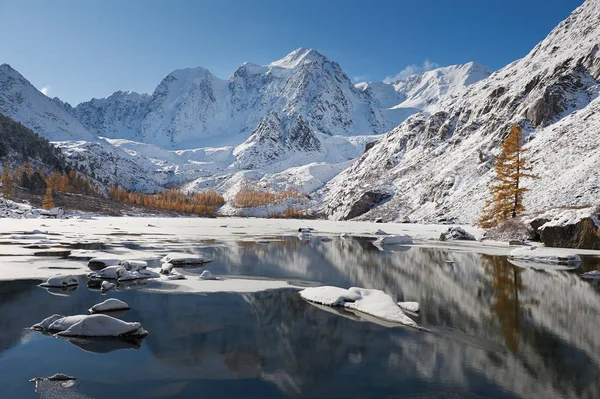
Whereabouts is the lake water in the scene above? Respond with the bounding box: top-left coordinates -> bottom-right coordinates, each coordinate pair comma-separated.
1,236 -> 599,398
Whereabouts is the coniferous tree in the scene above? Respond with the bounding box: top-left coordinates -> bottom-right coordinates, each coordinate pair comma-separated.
478,124 -> 537,228
2,165 -> 14,199
42,187 -> 55,210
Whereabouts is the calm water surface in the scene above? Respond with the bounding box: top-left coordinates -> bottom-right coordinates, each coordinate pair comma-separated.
1,237 -> 599,398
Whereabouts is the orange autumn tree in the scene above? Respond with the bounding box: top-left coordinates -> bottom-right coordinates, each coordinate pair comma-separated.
42,187 -> 55,210
478,124 -> 537,228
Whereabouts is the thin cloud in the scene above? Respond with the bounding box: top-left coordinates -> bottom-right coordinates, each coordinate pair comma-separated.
40,86 -> 50,96
351,75 -> 369,83
384,60 -> 439,83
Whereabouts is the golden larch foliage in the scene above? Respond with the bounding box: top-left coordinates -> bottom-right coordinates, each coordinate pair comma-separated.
233,188 -> 305,208
478,124 -> 537,228
2,165 -> 14,199
109,187 -> 225,217
42,187 -> 55,210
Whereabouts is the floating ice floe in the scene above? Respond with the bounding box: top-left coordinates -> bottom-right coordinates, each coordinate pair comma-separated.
32,314 -> 148,337
89,298 -> 131,314
101,281 -> 115,292
340,233 -> 350,239
88,258 -> 120,270
39,275 -> 78,288
167,273 -> 186,280
374,229 -> 388,235
199,270 -> 219,280
374,235 -> 413,247
398,301 -> 420,313
507,246 -> 582,265
580,270 -> 600,279
298,227 -> 314,233
299,286 -> 418,328
161,253 -> 212,265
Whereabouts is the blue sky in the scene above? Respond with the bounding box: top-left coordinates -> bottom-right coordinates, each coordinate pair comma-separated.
0,0 -> 583,105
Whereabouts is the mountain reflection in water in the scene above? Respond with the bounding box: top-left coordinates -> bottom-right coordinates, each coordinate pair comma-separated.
0,237 -> 599,398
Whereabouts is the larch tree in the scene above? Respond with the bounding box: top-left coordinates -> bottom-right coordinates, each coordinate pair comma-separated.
478,124 -> 537,228
2,165 -> 14,199
42,186 -> 55,210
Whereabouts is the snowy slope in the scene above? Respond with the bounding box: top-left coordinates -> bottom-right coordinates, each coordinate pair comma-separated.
322,0 -> 600,223
357,62 -> 493,127
71,48 -> 392,149
0,64 -> 94,141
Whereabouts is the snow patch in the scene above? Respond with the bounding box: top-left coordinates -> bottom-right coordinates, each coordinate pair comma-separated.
299,286 -> 418,328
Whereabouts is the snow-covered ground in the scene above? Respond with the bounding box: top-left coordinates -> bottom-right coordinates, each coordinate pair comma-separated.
0,216 -> 598,282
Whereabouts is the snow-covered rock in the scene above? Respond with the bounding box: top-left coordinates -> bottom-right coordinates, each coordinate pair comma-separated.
161,253 -> 212,265
101,281 -> 115,292
374,235 -> 413,246
299,286 -> 418,328
199,270 -> 218,280
398,301 -> 420,313
537,206 -> 600,249
581,270 -> 600,279
89,298 -> 131,313
160,262 -> 174,275
117,268 -> 160,282
440,227 -> 476,241
32,314 -> 147,337
120,260 -> 147,271
88,265 -> 126,280
39,275 -> 78,288
88,258 -> 120,270
507,246 -> 582,265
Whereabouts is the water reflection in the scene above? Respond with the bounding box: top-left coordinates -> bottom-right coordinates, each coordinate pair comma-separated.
0,238 -> 599,398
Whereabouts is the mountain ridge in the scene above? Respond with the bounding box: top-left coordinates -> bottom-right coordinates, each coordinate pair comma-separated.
321,0 -> 600,223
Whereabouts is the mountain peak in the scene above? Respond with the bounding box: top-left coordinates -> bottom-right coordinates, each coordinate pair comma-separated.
269,48 -> 327,69
0,63 -> 25,80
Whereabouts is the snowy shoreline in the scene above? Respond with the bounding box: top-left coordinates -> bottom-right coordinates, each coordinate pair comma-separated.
0,216 -> 598,283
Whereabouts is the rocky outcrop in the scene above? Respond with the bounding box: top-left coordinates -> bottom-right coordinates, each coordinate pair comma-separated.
343,191 -> 392,220
232,113 -> 321,170
529,217 -> 550,241
539,208 -> 600,249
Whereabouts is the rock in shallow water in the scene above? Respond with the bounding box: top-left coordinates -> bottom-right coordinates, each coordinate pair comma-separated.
439,227 -> 476,241
89,298 -> 130,314
32,314 -> 148,337
39,275 -> 78,288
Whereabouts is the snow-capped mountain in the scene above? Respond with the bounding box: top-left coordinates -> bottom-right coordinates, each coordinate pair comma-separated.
0,64 -> 94,141
322,0 -> 600,223
0,48 -> 491,197
70,48 -> 393,149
